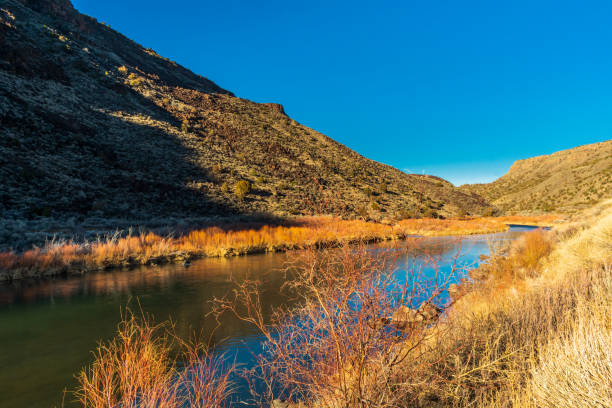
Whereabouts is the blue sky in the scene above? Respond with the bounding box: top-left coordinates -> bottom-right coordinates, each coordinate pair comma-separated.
73,0 -> 612,185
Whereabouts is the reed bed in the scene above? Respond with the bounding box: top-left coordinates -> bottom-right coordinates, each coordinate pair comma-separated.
0,215 -> 556,280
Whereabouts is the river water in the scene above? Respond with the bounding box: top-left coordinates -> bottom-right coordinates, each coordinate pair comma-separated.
0,226 -> 538,407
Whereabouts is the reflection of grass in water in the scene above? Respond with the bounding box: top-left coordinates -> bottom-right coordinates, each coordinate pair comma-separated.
0,255 -> 293,408
0,215 -> 557,280
0,229 -> 532,408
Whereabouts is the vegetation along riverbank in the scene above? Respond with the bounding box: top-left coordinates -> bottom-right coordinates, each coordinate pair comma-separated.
0,215 -> 557,281
72,201 -> 610,408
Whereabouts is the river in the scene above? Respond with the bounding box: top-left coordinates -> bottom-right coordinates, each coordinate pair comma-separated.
0,226 -> 539,407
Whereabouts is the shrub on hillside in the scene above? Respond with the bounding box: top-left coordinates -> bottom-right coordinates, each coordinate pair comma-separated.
396,208 -> 419,220
482,207 -> 500,217
234,180 -> 252,200
422,208 -> 438,219
356,205 -> 369,218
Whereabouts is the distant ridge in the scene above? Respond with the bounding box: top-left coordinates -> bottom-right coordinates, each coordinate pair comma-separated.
461,140 -> 612,213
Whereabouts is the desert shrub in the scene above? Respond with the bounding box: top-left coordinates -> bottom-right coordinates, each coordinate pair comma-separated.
117,65 -> 128,74
422,207 -> 438,218
126,73 -> 144,87
181,120 -> 189,133
513,229 -> 552,273
482,207 -> 499,217
455,208 -> 468,218
234,180 -> 252,200
220,183 -> 229,194
363,187 -> 373,197
371,201 -> 380,211
475,229 -> 552,281
355,205 -> 369,218
396,208 -> 419,220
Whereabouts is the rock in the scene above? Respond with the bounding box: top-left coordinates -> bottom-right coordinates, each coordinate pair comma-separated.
367,316 -> 391,330
270,399 -> 289,408
470,264 -> 490,281
262,103 -> 287,116
418,302 -> 442,323
391,305 -> 421,330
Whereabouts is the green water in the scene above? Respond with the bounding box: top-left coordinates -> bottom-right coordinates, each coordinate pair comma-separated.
0,229 -> 532,407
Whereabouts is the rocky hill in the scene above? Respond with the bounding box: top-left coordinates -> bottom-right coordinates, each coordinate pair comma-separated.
0,0 -> 491,247
461,140 -> 612,213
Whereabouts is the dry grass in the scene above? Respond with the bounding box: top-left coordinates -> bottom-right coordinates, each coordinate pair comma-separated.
73,309 -> 233,408
205,204 -> 604,407
0,215 -> 556,280
419,199 -> 612,407
520,289 -> 612,408
68,204 -> 607,407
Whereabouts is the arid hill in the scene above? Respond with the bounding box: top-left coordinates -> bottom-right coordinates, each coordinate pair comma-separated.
461,140 -> 612,213
0,0 -> 491,248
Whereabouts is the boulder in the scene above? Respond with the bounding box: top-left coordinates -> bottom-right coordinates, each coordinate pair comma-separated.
391,305 -> 421,330
418,302 -> 442,323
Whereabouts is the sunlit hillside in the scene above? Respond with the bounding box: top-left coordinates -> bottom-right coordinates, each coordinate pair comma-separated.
462,140 -> 612,213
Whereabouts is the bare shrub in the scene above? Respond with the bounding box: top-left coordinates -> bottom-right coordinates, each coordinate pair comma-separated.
212,242 -> 462,407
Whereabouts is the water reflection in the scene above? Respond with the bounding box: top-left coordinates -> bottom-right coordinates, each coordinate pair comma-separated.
0,229 -> 527,408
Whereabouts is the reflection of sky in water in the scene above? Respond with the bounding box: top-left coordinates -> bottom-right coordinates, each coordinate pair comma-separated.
0,226 -> 536,408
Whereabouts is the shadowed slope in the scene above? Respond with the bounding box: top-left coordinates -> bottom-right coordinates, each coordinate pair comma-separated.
0,0 -> 491,249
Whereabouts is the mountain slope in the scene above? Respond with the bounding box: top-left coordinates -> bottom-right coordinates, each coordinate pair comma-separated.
461,140 -> 612,213
0,0 -> 490,241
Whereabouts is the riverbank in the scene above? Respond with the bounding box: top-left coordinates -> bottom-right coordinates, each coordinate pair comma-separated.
0,215 -> 558,281
225,201 -> 608,407
63,204 -> 611,408
423,199 -> 612,407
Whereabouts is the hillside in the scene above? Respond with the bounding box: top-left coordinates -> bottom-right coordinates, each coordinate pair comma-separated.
461,140 -> 612,213
0,0 -> 491,248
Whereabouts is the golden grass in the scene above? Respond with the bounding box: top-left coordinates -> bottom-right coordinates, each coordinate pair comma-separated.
68,204 -> 607,407
419,200 -> 612,407
74,309 -> 233,408
0,215 -> 557,280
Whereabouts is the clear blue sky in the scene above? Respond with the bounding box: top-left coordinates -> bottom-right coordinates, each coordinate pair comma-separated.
73,0 -> 612,185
